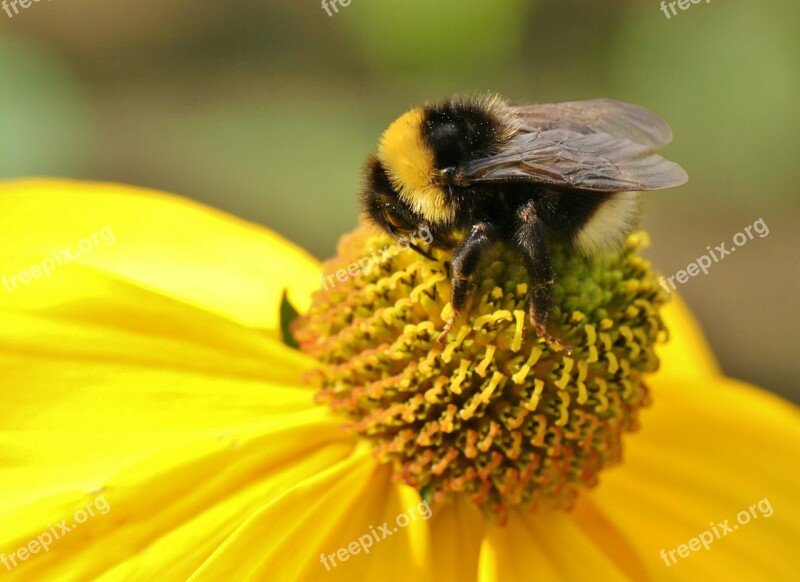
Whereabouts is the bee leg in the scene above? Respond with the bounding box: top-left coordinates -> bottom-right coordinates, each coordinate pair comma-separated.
436,222 -> 497,343
514,202 -> 573,354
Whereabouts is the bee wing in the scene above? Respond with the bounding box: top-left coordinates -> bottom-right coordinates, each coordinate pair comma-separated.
462,129 -> 688,192
507,99 -> 675,148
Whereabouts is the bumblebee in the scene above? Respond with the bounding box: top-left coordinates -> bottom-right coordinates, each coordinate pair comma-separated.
361,95 -> 687,351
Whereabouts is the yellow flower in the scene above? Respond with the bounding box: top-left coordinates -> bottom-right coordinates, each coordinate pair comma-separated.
0,179 -> 797,581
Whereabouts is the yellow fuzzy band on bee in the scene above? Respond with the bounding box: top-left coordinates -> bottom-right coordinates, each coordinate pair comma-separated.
404,185 -> 454,225
378,108 -> 455,225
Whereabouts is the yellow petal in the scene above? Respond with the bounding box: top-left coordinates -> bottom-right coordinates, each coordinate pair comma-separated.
0,225 -> 359,578
0,409 -> 354,580
191,443 -> 430,581
0,269 -> 324,497
0,179 -> 320,330
479,506 -> 629,581
428,497 -> 486,582
581,375 -> 800,580
655,294 -> 721,380
0,267 -> 314,391
0,273 -> 350,578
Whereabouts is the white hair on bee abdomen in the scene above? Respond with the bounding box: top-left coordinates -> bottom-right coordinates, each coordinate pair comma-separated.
574,191 -> 641,256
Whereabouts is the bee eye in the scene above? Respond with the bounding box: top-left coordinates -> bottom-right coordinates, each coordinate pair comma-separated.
441,167 -> 456,179
383,206 -> 412,235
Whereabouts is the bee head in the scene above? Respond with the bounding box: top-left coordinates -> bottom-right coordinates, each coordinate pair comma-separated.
375,96 -> 511,225
361,156 -> 420,239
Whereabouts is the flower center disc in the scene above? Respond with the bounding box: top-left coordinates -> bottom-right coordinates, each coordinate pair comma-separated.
293,226 -> 668,523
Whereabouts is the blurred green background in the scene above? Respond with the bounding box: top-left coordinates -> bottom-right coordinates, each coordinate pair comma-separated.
1,0 -> 798,401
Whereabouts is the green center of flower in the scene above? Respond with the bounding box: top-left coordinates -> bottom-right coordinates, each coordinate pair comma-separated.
292,225 -> 668,523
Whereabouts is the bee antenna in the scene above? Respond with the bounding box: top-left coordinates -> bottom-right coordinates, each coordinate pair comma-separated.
409,242 -> 436,261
